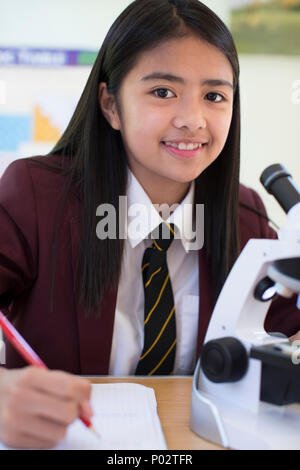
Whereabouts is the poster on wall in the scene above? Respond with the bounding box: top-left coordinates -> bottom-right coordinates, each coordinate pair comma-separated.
0,48 -> 97,176
230,0 -> 300,55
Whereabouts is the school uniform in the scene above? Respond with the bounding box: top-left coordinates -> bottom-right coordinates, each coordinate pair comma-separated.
0,154 -> 299,375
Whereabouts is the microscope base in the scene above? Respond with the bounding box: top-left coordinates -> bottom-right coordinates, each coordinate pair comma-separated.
191,377 -> 300,450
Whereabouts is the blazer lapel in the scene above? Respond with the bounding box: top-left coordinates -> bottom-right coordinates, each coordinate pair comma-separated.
70,215 -> 117,375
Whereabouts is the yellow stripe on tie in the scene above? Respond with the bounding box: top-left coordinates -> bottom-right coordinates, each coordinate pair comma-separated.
139,306 -> 175,361
153,239 -> 163,251
144,274 -> 170,325
142,262 -> 150,272
164,222 -> 175,236
145,267 -> 162,288
148,339 -> 177,376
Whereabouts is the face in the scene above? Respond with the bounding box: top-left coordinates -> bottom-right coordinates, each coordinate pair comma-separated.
99,34 -> 234,201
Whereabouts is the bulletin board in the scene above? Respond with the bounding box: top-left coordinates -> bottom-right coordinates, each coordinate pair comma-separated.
0,47 -> 96,176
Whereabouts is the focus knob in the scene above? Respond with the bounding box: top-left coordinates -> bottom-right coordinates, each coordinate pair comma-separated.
201,337 -> 248,383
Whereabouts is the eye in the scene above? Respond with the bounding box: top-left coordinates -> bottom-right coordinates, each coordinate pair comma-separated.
205,92 -> 226,103
152,88 -> 175,99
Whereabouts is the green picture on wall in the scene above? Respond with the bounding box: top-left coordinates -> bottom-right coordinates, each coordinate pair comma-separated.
230,0 -> 300,55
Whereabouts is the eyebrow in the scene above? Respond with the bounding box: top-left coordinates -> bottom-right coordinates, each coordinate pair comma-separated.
140,72 -> 233,89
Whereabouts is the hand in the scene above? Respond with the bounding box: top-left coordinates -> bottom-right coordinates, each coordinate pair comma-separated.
289,330 -> 300,342
0,366 -> 92,449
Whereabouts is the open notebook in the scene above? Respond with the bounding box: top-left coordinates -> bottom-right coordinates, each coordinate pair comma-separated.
0,383 -> 167,450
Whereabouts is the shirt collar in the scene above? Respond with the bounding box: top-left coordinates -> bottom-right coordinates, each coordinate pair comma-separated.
126,169 -> 195,253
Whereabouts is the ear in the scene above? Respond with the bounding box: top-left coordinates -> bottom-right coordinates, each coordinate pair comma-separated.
98,82 -> 121,131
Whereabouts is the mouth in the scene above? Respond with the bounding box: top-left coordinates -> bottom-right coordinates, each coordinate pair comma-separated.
161,141 -> 207,159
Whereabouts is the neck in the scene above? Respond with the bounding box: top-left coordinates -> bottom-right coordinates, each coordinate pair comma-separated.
130,167 -> 191,208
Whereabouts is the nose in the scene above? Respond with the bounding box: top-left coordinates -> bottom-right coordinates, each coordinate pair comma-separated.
172,97 -> 207,131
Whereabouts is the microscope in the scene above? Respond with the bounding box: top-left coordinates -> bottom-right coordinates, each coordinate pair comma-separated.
190,164 -> 300,450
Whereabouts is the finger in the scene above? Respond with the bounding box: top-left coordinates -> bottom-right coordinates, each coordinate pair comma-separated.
15,387 -> 79,426
1,423 -> 62,450
20,414 -> 68,447
3,434 -> 58,450
20,367 -> 91,402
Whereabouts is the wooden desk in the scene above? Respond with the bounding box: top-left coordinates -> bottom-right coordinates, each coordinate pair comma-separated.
89,376 -> 223,450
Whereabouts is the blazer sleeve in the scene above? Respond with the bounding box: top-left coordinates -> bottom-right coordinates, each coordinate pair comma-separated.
0,159 -> 38,311
243,187 -> 300,337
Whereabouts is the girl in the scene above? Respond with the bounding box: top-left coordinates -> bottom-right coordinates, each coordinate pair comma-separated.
0,0 -> 299,449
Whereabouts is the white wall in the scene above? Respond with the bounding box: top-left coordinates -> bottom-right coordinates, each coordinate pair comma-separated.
239,55 -> 300,227
0,1 -> 229,49
205,0 -> 230,25
0,0 -> 131,49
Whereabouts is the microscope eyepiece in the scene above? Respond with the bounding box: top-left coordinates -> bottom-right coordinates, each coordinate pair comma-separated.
260,163 -> 300,214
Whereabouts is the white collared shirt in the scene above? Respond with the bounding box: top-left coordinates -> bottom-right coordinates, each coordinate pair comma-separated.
109,170 -> 199,375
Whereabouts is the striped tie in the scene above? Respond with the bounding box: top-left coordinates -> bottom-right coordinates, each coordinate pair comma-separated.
135,222 -> 177,375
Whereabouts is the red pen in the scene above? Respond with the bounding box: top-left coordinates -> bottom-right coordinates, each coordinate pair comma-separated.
0,310 -> 100,438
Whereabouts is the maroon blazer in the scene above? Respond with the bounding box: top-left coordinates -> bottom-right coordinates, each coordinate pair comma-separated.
0,155 -> 299,375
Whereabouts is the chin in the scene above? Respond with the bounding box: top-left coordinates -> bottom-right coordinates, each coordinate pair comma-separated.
165,171 -> 197,185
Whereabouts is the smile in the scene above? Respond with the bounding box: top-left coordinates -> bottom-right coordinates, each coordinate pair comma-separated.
162,141 -> 206,159
164,141 -> 203,150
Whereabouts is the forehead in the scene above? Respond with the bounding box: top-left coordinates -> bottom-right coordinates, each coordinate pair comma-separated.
126,35 -> 233,84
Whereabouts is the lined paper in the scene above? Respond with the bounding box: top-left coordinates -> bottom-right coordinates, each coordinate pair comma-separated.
0,383 -> 167,450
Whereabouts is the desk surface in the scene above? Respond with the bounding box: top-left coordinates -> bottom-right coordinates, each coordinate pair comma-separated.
89,376 -> 223,450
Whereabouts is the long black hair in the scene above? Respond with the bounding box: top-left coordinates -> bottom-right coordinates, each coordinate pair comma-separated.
43,0 -> 240,313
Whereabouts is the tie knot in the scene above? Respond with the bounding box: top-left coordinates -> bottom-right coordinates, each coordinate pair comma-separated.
151,222 -> 177,252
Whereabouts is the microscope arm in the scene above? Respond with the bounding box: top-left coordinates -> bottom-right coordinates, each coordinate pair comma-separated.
204,237 -> 300,350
